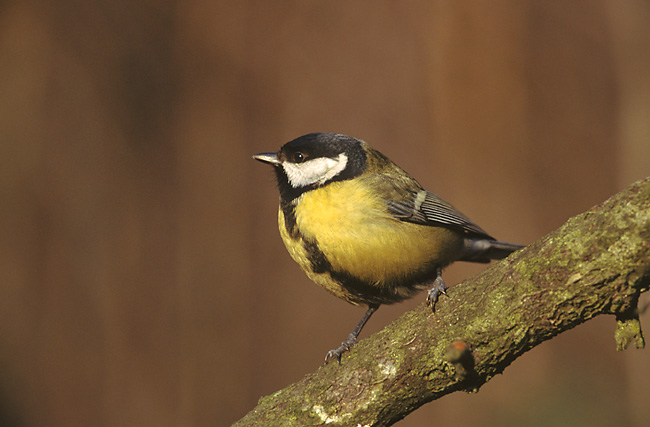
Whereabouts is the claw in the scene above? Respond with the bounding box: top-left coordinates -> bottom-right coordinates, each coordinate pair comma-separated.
426,268 -> 448,312
325,338 -> 357,364
324,305 -> 378,364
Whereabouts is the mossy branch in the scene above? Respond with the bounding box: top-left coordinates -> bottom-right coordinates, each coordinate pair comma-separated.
235,178 -> 650,427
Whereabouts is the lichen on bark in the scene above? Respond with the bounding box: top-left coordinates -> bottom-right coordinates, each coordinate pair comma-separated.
235,178 -> 650,427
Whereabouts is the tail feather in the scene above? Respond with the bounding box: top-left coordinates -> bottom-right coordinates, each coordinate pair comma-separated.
460,239 -> 525,263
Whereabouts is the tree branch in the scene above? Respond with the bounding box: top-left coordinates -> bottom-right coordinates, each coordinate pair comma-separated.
235,178 -> 650,427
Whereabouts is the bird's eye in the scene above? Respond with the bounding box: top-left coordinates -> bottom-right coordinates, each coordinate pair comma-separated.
292,152 -> 305,163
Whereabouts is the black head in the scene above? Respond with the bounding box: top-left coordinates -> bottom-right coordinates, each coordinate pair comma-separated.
253,133 -> 367,201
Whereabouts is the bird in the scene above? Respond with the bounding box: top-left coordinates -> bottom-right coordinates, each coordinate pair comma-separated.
253,133 -> 524,363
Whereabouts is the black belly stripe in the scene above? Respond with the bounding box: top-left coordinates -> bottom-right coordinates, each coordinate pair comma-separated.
330,269 -> 392,304
302,238 -> 331,275
282,200 -> 441,305
279,202 -> 339,276
302,237 -> 388,303
280,200 -> 299,239
333,266 -> 440,306
302,235 -> 436,305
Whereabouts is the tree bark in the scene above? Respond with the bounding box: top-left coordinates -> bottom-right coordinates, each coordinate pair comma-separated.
234,177 -> 650,427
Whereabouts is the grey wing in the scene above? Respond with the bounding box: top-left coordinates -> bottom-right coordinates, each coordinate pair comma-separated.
388,190 -> 494,239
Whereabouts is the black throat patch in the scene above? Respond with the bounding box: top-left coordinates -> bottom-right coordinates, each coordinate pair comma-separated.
272,133 -> 368,203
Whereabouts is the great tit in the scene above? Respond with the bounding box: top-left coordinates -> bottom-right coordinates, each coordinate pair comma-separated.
254,133 -> 524,363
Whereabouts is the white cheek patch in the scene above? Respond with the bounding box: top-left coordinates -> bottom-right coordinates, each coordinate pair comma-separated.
282,153 -> 348,188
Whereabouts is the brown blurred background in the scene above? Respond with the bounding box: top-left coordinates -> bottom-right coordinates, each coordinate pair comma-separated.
1,1 -> 649,426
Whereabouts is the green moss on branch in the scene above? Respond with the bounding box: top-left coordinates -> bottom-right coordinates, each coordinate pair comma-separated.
235,178 -> 650,427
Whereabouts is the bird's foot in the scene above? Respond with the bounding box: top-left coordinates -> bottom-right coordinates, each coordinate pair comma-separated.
324,305 -> 378,364
426,268 -> 448,312
325,335 -> 358,364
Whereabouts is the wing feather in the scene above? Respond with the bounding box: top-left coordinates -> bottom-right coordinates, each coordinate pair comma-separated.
387,188 -> 493,239
359,156 -> 494,239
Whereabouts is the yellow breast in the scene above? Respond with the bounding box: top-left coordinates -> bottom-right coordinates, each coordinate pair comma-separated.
281,179 -> 464,296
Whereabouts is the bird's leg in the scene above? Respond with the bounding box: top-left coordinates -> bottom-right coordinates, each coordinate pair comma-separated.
426,268 -> 448,312
325,304 -> 379,364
